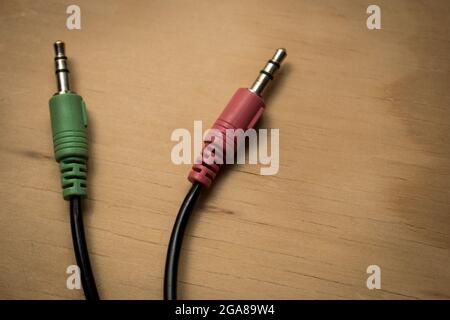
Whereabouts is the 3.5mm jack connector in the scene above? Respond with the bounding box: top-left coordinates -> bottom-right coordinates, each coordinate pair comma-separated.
49,41 -> 89,199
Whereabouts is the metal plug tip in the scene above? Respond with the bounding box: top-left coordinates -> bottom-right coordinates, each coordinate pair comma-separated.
54,41 -> 66,57
272,48 -> 287,64
53,41 -> 70,93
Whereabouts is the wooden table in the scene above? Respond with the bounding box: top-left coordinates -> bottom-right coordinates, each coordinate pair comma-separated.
0,0 -> 449,299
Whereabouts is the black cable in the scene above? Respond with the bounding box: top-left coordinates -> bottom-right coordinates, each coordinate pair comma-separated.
164,182 -> 203,300
69,196 -> 100,300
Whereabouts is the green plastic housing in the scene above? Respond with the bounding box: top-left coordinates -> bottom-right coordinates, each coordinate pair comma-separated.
49,93 -> 89,199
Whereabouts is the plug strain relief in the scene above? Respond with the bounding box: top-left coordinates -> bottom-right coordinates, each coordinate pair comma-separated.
60,157 -> 88,199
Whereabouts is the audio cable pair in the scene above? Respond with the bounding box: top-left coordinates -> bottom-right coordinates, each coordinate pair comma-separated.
49,41 -> 287,300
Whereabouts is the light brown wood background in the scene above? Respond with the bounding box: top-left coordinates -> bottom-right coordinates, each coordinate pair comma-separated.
0,0 -> 449,300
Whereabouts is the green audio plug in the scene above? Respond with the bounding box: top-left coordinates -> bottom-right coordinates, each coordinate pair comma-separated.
49,41 -> 89,199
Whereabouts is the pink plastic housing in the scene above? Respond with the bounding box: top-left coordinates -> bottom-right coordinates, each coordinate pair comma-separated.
188,88 -> 266,187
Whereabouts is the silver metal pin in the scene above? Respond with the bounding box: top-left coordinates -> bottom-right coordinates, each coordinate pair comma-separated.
54,41 -> 71,93
249,48 -> 287,96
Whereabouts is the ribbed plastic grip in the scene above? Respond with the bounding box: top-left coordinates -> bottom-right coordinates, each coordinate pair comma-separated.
60,157 -> 88,199
188,88 -> 265,187
49,93 -> 89,199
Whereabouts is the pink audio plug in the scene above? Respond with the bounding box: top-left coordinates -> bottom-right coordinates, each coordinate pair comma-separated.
188,48 -> 287,187
165,48 -> 287,300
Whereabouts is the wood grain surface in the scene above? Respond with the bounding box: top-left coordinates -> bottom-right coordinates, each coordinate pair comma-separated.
0,0 -> 449,299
